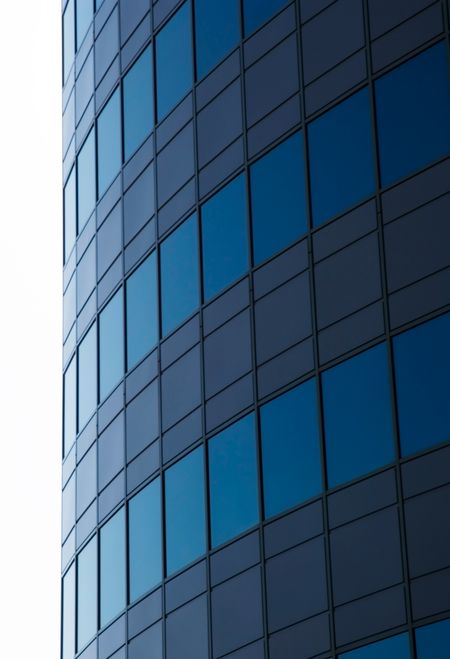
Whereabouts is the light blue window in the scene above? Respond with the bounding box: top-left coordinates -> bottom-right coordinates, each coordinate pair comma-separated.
339,633 -> 410,658
165,447 -> 206,575
156,1 -> 193,120
126,253 -> 158,370
129,478 -> 162,602
250,132 -> 307,264
309,88 -> 375,226
394,312 -> 450,457
78,322 -> 97,431
375,42 -> 450,187
99,289 -> 124,401
63,0 -> 75,83
62,563 -> 75,659
322,343 -> 395,488
77,536 -> 97,651
98,88 -> 122,197
243,0 -> 289,35
195,0 -> 240,79
209,414 -> 259,547
100,508 -> 126,627
261,379 -> 322,518
64,167 -> 76,262
416,617 -> 450,658
123,46 -> 154,160
201,174 -> 249,301
77,128 -> 96,231
160,214 -> 200,336
63,357 -> 77,457
76,0 -> 93,49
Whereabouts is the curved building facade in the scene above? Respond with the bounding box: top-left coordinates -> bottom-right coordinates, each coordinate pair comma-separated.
62,1 -> 450,658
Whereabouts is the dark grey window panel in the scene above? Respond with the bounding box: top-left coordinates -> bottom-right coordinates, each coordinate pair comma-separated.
203,279 -> 250,337
196,51 -> 240,112
128,589 -> 162,640
97,176 -> 121,227
96,57 -> 120,112
76,97 -> 95,147
124,219 -> 156,274
161,345 -> 202,431
126,350 -> 158,403
97,202 -> 122,279
401,445 -> 450,499
98,256 -> 123,308
264,500 -> 324,558
77,414 -> 97,461
156,94 -> 193,153
222,641 -> 264,659
388,266 -> 450,329
199,138 -> 244,199
162,407 -> 203,464
126,380 -> 159,462
411,567 -> 450,620
268,613 -> 330,659
76,50 -> 94,124
123,136 -> 153,192
98,614 -> 126,659
98,413 -> 125,491
122,18 -> 152,72
205,373 -> 254,433
300,0 -> 335,22
165,560 -> 207,613
257,337 -> 314,399
76,443 -> 97,517
128,621 -> 162,659
120,0 -> 150,44
95,0 -> 117,34
157,123 -> 195,207
77,239 -> 96,312
99,471 -> 125,521
253,241 -> 308,300
126,440 -> 160,493
157,179 -> 196,237
76,26 -> 94,76
166,596 -> 209,659
95,8 -> 119,85
124,164 -> 155,245
98,383 -> 124,433
244,5 -> 296,68
368,0 -> 436,38
76,501 -> 97,549
247,95 -> 301,159
211,531 -> 260,587
153,0 -> 180,30
77,292 -> 97,341
161,315 -> 200,371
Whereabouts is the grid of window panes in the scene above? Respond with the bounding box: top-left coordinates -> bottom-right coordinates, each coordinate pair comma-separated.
62,1 -> 450,658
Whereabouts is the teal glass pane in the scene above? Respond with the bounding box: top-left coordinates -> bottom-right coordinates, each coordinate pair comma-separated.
129,478 -> 162,602
78,322 -> 97,431
76,0 -> 93,49
209,414 -> 259,547
201,174 -> 249,301
77,536 -> 97,650
62,563 -> 75,659
165,447 -> 206,575
195,0 -> 240,79
63,0 -> 75,82
416,617 -> 450,658
394,312 -> 450,457
243,0 -> 289,35
161,214 -> 200,336
64,357 -> 77,457
77,128 -> 96,231
261,379 -> 322,518
64,167 -> 76,262
99,289 -> 124,401
100,508 -> 126,627
156,2 -> 193,120
376,42 -> 450,187
309,88 -> 375,226
98,89 -> 122,197
322,343 -> 395,488
123,46 -> 154,160
126,252 -> 158,370
250,131 -> 307,264
339,633 -> 410,658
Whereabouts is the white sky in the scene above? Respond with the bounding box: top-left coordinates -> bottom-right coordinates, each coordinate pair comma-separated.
0,2 -> 61,657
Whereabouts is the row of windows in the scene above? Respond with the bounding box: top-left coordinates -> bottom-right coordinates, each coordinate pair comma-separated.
64,41 -> 450,265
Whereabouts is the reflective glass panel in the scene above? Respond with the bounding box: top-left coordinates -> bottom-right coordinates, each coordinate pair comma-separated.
339,633 -> 410,658
243,0 -> 289,35
165,447 -> 206,575
126,253 -> 158,370
99,289 -> 124,401
76,0 -> 93,49
156,1 -> 193,120
309,88 -> 375,226
209,413 -> 259,547
250,131 -> 307,264
129,478 -> 162,602
195,0 -> 240,79
77,536 -> 97,650
62,564 -> 75,659
201,174 -> 249,301
77,128 -> 96,231
394,312 -> 450,457
261,379 -> 322,518
63,0 -> 75,83
322,343 -> 395,488
100,507 -> 126,627
64,167 -> 76,262
63,357 -> 77,457
98,88 -> 122,197
416,617 -> 450,658
375,42 -> 450,187
123,46 -> 154,160
161,214 -> 200,336
78,322 -> 97,431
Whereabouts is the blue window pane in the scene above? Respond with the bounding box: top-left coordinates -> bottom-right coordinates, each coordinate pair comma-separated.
156,2 -> 193,120
76,0 -> 93,49
394,312 -> 450,457
261,379 -> 322,518
375,42 -> 450,187
77,128 -> 96,231
129,478 -> 162,602
250,132 -> 307,264
123,46 -> 154,160
309,88 -> 375,226
100,508 -> 126,627
416,617 -> 450,658
64,167 -> 76,262
339,633 -> 410,659
99,289 -> 124,401
126,253 -> 158,370
63,0 -> 75,83
64,357 -> 77,457
322,343 -> 395,488
209,414 -> 259,547
165,447 -> 206,575
201,174 -> 249,301
78,322 -> 97,431
161,214 -> 200,336
77,536 -> 97,651
195,0 -> 240,79
62,564 -> 75,659
98,88 -> 122,197
243,0 -> 289,35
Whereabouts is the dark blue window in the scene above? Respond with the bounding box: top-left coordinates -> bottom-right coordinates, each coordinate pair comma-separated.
99,289 -> 124,401
97,88 -> 122,197
156,2 -> 193,120
77,128 -> 96,231
77,536 -> 97,651
322,343 -> 395,488
339,633 -> 410,658
375,42 -> 450,187
129,478 -> 162,602
209,414 -> 259,547
160,214 -> 200,336
126,253 -> 158,370
63,0 -> 75,83
100,507 -> 126,627
165,447 -> 206,575
243,0 -> 289,35
261,379 -> 322,518
64,167 -> 76,262
308,88 -> 375,226
194,0 -> 240,79
123,46 -> 154,161
76,0 -> 93,49
62,564 -> 75,659
201,174 -> 249,301
63,357 -> 76,457
394,312 -> 450,457
250,132 -> 307,264
78,322 -> 97,431
416,617 -> 450,658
